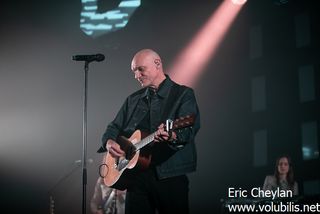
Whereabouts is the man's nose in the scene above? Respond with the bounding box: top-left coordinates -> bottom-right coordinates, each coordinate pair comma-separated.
134,71 -> 141,79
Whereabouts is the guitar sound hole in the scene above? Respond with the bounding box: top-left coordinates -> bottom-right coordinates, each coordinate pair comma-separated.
99,164 -> 109,178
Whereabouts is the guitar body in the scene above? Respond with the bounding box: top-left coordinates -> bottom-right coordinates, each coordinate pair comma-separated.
101,115 -> 195,190
102,130 -> 151,189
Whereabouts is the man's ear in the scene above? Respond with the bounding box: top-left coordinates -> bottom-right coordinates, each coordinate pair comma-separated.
154,59 -> 161,67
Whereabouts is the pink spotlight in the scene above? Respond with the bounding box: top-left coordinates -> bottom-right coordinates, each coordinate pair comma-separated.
168,0 -> 245,87
231,0 -> 247,5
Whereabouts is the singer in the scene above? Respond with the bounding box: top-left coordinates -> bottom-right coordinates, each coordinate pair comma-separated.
98,49 -> 200,214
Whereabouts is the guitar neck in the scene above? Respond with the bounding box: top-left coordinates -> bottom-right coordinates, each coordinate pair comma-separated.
134,132 -> 156,151
133,114 -> 195,151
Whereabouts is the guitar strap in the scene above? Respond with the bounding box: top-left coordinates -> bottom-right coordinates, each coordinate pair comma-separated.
160,83 -> 187,122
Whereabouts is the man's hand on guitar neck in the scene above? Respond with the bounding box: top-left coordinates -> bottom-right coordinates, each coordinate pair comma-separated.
106,139 -> 125,158
154,123 -> 177,143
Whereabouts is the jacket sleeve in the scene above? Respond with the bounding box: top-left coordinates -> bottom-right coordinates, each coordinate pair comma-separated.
99,98 -> 129,152
170,88 -> 200,149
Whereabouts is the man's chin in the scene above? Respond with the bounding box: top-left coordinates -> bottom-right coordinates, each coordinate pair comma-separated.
140,82 -> 149,87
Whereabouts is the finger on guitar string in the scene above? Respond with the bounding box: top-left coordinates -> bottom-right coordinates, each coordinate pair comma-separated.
106,139 -> 125,157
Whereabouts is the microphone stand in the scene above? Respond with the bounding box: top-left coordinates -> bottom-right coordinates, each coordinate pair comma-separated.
48,60 -> 91,214
82,61 -> 89,214
73,54 -> 105,214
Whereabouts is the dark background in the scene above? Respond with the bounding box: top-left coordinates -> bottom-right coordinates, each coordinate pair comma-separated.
0,0 -> 319,213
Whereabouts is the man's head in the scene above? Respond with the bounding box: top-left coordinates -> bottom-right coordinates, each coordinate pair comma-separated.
131,49 -> 166,88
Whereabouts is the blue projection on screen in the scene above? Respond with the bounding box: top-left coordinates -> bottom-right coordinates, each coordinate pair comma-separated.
80,0 -> 141,38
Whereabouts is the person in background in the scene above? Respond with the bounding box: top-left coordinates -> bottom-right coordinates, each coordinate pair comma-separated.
90,177 -> 126,214
263,155 -> 298,195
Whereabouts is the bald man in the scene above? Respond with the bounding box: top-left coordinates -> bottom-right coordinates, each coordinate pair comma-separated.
98,49 -> 200,214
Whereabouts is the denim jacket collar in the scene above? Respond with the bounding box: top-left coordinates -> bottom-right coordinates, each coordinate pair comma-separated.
141,75 -> 173,100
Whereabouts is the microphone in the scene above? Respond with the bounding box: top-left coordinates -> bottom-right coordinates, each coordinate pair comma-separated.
72,54 -> 105,62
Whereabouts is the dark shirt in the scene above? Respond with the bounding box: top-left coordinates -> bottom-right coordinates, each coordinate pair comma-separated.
98,76 -> 200,179
136,87 -> 160,133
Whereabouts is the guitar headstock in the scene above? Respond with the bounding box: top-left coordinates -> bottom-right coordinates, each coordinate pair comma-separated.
171,114 -> 195,130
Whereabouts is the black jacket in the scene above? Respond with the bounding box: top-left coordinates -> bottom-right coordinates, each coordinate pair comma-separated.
98,76 -> 200,179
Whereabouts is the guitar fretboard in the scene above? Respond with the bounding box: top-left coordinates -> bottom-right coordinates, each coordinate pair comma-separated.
133,115 -> 194,151
134,132 -> 156,151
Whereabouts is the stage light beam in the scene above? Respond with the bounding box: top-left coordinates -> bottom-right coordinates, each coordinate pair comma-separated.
168,0 -> 246,87
231,0 -> 247,5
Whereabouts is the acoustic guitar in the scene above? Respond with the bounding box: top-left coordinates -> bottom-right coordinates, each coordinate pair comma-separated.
100,115 -> 195,189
